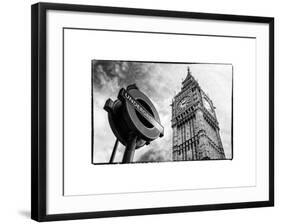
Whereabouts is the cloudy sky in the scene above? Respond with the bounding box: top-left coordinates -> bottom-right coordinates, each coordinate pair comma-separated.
92,60 -> 232,163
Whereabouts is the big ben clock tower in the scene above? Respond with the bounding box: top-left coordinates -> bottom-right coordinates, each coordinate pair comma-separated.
171,67 -> 225,161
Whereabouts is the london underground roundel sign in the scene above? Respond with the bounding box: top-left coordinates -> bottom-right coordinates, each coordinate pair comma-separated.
104,84 -> 164,163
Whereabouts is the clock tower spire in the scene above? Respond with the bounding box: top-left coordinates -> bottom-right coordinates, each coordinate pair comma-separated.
171,66 -> 225,161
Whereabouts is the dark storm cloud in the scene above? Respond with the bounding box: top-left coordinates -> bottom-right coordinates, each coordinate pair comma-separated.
138,147 -> 171,162
138,148 -> 166,162
136,134 -> 172,163
92,60 -> 154,90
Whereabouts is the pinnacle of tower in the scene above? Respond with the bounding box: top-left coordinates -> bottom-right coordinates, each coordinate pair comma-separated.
187,66 -> 191,76
182,66 -> 193,87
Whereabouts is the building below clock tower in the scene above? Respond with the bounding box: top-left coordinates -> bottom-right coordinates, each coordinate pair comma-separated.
171,67 -> 225,161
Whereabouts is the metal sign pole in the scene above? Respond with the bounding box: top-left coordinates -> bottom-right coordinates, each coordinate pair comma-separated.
122,133 -> 137,163
109,138 -> 119,164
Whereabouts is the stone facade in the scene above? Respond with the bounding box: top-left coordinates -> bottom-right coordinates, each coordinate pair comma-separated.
171,67 -> 225,161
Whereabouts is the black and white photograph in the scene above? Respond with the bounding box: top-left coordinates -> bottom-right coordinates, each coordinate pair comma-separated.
92,61 -> 233,164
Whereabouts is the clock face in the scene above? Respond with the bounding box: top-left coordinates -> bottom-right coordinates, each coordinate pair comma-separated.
178,97 -> 190,109
203,98 -> 213,114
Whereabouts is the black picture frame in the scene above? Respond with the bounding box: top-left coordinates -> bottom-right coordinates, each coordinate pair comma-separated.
31,2 -> 274,222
